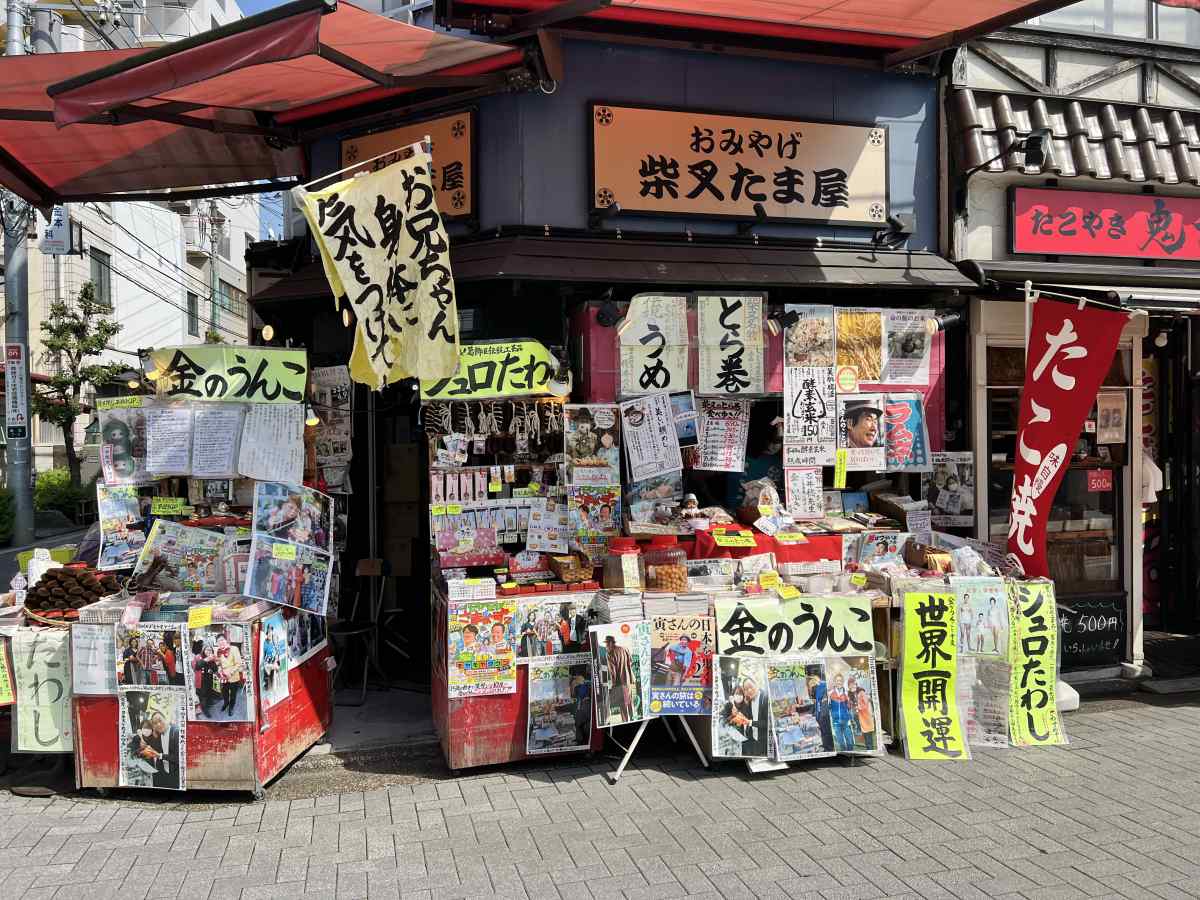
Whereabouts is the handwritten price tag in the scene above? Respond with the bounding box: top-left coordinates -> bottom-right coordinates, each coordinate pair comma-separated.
187,605 -> 213,629
272,543 -> 298,561
151,497 -> 188,515
488,481 -> 502,493
850,573 -> 868,587
431,505 -> 447,516
712,528 -> 756,548
757,504 -> 774,518
777,584 -> 801,600
834,449 -> 848,489
447,503 -> 463,515
758,571 -> 781,589
775,531 -> 809,544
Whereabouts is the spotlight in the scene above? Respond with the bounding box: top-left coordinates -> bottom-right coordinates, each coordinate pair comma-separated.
1155,331 -> 1169,348
261,325 -> 275,342
924,311 -> 966,335
127,378 -> 141,390
305,404 -> 320,427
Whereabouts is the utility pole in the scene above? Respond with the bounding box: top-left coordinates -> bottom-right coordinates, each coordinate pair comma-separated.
206,199 -> 225,339
4,0 -> 34,548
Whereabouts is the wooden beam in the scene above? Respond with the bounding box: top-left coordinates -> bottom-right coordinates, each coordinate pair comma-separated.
1057,57 -> 1142,97
972,43 -> 1048,93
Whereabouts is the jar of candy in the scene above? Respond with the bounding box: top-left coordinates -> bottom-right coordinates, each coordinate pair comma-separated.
644,535 -> 688,592
602,538 -> 645,591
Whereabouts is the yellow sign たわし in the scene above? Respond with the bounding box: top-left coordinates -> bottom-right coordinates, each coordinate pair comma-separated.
419,340 -> 558,400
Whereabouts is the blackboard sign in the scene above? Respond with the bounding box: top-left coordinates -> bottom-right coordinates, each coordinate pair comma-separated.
1058,595 -> 1126,669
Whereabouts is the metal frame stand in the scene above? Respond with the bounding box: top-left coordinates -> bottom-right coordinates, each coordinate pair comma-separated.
607,715 -> 708,784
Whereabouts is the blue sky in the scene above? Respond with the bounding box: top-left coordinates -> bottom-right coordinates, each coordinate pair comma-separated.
239,0 -> 287,15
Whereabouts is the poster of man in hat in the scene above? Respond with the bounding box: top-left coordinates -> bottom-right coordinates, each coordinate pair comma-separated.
838,394 -> 886,471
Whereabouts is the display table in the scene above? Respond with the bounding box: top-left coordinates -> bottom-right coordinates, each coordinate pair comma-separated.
690,529 -> 844,565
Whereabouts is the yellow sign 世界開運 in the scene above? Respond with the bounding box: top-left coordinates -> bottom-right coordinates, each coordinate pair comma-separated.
1008,580 -> 1068,747
900,589 -> 969,761
150,345 -> 308,404
419,340 -> 558,401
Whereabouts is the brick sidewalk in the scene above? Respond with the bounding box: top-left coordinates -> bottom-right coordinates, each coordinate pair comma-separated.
2,693 -> 1200,900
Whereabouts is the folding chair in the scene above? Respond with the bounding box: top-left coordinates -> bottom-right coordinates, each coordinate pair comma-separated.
329,558 -> 389,706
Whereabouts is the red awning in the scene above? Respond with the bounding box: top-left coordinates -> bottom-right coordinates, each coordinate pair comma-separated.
0,0 -> 520,205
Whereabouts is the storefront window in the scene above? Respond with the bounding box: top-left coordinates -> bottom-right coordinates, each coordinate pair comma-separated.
1023,0 -> 1149,38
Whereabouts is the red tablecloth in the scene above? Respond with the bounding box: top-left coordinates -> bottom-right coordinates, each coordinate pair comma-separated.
689,528 -> 843,565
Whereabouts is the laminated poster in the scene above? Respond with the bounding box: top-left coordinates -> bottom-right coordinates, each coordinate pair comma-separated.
619,392 -> 683,482
949,576 -> 1009,658
183,622 -> 255,722
311,365 -> 353,491
71,623 -> 118,696
669,390 -> 699,449
696,398 -> 751,473
284,607 -> 328,667
958,656 -> 1011,750
784,467 -> 824,520
835,308 -> 883,383
252,482 -> 335,553
564,404 -> 621,486
881,309 -> 932,385
922,452 -> 975,528
883,393 -> 932,473
900,589 -> 969,760
0,638 -> 13,707
783,366 -> 836,466
619,294 -> 689,396
118,685 -> 187,790
514,598 -> 592,658
244,535 -> 334,616
649,615 -> 715,715
589,621 -> 652,727
133,520 -> 225,592
1097,392 -> 1127,445
258,610 -> 290,711
191,404 -> 246,478
1008,580 -> 1068,747
697,294 -> 765,396
144,403 -> 194,476
783,305 -> 836,367
114,622 -> 186,689
525,497 -> 569,555
625,472 -> 683,524
838,394 -> 886,472
567,485 -> 622,542
12,629 -> 74,753
526,654 -> 592,755
767,656 -> 836,762
447,599 -> 517,698
98,396 -> 150,486
237,403 -> 305,484
96,484 -> 146,571
712,655 -> 770,758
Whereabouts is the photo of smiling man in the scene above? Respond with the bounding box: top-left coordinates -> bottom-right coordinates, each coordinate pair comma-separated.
839,395 -> 886,471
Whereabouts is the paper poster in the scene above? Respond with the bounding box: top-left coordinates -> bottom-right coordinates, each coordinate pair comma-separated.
824,653 -> 884,755
958,656 -> 1011,749
98,397 -> 150,486
567,485 -> 622,542
835,308 -> 883,383
697,294 -> 765,396
191,405 -> 246,478
1008,580 -> 1067,747
284,607 -> 328,666
767,657 -> 837,762
712,655 -> 770,758
883,394 -> 932,472
185,623 -> 254,721
669,390 -> 699,448
71,623 -> 118,695
922,452 -> 975,528
625,472 -> 683,524
784,467 -> 824,520
649,615 -> 715,715
0,638 -> 13,706
237,403 -> 305,484
619,294 -> 689,396
244,535 -> 334,616
12,629 -> 74,753
714,595 -> 874,657
564,404 -> 621,486
783,366 -> 836,466
525,498 -> 569,555
514,598 -> 592,657
114,622 -> 186,688
150,345 -> 307,404
1097,392 -> 1127,445
252,482 -> 334,553
132,520 -> 225,592
619,392 -> 683,482
900,589 -> 969,760
448,600 -> 518,698
259,610 -> 290,711
882,309 -> 932,384
950,576 -> 1009,657
118,685 -> 187,790
838,394 -> 886,472
97,484 -> 146,571
526,654 -> 592,755
783,305 -> 836,367
696,397 -> 751,472
589,621 -> 652,727
145,403 -> 194,475
311,365 -> 353,490
857,532 -> 905,567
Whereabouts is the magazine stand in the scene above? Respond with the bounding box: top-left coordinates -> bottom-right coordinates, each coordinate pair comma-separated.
608,714 -> 708,784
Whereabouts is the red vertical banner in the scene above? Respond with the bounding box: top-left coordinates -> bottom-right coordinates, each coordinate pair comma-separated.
1007,299 -> 1129,576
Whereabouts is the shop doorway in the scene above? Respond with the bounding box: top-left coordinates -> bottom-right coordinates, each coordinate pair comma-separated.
1142,315 -> 1200,677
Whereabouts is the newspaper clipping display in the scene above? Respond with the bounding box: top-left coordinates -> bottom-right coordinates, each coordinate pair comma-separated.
526,654 -> 592,755
649,615 -> 715,715
447,600 -> 517,698
118,685 -> 187,790
589,621 -> 652,727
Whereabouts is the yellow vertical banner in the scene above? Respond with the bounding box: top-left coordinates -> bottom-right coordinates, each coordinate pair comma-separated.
1008,580 -> 1068,747
900,589 -> 970,760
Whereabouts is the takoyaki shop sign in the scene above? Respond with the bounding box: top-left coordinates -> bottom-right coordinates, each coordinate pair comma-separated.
420,340 -> 558,400
149,345 -> 308,403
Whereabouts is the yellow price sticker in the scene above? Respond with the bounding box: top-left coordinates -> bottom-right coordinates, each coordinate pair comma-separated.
529,483 -> 541,493
488,481 -> 502,493
758,504 -> 774,518
777,584 -> 801,601
187,605 -> 213,629
712,528 -> 756,548
758,571 -> 781,589
272,542 -> 298,561
151,497 -> 188,515
447,503 -> 463,515
834,449 -> 848,489
431,505 -> 447,516
850,573 -> 868,587
775,531 -> 809,544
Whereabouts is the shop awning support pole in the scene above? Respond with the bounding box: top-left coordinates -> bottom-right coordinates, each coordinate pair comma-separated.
367,386 -> 377,621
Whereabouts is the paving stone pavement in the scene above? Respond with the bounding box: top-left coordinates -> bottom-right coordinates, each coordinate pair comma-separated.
3,693 -> 1200,900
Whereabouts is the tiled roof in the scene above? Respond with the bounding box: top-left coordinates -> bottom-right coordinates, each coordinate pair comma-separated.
953,87 -> 1200,186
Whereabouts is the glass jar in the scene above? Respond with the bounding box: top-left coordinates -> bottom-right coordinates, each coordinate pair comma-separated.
644,535 -> 688,592
602,537 -> 645,591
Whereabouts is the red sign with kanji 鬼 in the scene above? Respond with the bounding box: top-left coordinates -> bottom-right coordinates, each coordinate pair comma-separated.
1007,299 -> 1128,577
1012,187 -> 1200,262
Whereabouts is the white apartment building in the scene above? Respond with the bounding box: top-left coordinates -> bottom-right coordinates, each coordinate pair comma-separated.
0,0 -> 260,477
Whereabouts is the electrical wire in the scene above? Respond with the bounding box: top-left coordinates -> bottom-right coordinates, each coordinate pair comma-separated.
78,219 -> 217,308
84,248 -> 226,334
86,203 -> 216,296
